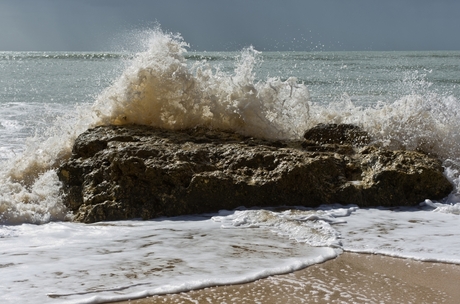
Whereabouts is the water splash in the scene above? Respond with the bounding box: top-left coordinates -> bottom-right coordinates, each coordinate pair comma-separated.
92,30 -> 311,139
311,92 -> 460,160
0,106 -> 93,224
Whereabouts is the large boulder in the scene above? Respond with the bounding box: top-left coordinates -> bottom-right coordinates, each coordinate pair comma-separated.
58,124 -> 453,223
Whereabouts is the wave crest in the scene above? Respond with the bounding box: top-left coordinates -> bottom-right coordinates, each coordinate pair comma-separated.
92,30 -> 311,139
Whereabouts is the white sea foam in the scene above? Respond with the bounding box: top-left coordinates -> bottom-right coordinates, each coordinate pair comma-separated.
213,208 -> 356,247
2,205 -> 460,303
422,199 -> 460,215
0,210 -> 339,303
334,205 -> 460,263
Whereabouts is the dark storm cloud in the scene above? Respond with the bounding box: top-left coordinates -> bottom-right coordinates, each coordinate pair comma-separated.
0,0 -> 459,51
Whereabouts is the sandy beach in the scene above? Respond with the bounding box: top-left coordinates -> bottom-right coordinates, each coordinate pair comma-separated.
112,252 -> 460,304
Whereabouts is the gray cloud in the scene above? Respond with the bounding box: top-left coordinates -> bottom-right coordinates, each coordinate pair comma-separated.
1,0 -> 459,51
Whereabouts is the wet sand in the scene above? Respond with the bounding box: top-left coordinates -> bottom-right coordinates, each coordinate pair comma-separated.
112,252 -> 460,304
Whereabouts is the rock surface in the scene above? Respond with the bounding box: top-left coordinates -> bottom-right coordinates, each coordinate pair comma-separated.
58,124 -> 453,223
304,123 -> 371,146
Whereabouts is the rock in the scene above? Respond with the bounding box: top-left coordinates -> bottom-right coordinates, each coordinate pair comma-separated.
304,123 -> 371,146
58,124 -> 453,223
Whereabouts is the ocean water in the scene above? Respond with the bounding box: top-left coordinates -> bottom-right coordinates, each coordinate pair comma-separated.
1,30 -> 460,303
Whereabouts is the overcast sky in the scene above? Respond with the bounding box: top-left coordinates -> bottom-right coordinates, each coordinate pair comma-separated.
1,0 -> 459,52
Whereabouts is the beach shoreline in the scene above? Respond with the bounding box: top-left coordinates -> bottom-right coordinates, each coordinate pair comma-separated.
111,252 -> 460,304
